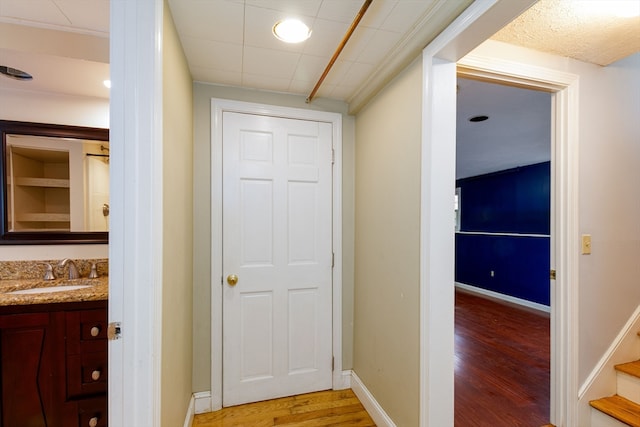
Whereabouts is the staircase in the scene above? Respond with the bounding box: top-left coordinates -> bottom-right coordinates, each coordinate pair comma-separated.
590,332 -> 640,426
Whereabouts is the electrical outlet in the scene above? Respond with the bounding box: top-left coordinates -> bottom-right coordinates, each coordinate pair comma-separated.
490,270 -> 495,277
582,234 -> 592,255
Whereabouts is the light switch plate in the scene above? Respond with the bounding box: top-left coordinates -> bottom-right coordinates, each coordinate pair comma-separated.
582,234 -> 592,254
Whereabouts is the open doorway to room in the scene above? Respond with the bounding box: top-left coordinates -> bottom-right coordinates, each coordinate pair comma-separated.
454,77 -> 552,425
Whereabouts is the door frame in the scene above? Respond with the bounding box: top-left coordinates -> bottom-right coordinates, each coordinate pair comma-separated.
420,39 -> 580,427
210,98 -> 344,410
455,54 -> 580,426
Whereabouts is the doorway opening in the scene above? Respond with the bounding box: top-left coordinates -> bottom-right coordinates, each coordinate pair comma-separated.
453,77 -> 552,424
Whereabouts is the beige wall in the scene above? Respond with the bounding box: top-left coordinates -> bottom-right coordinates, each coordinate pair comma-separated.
353,58 -> 422,427
161,3 -> 194,426
192,83 -> 356,392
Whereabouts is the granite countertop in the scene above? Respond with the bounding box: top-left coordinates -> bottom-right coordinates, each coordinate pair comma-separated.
0,276 -> 108,306
0,259 -> 108,306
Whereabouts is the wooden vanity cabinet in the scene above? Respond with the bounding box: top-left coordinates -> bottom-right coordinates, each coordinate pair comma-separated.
0,301 -> 107,427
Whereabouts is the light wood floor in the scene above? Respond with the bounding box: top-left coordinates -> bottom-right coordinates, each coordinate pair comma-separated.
192,389 -> 376,427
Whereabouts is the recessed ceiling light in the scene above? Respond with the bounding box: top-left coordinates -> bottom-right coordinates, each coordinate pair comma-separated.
0,65 -> 33,81
273,19 -> 311,43
469,115 -> 489,122
103,80 -> 111,89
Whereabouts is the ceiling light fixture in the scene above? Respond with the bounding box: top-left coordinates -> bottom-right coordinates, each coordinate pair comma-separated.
272,19 -> 311,43
0,66 -> 33,81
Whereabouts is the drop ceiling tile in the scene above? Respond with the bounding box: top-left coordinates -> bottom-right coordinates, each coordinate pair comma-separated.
342,61 -> 374,86
245,0 -> 322,17
243,45 -> 301,79
191,67 -> 242,87
327,84 -> 356,101
287,79 -> 313,96
338,25 -> 375,62
181,38 -> 243,72
316,0 -> 364,24
321,59 -> 353,86
317,87 -> 338,100
380,0 -> 436,33
359,0 -> 398,29
242,72 -> 291,92
356,28 -> 402,64
168,0 -> 244,43
0,0 -> 69,26
302,18 -> 350,57
292,54 -> 328,83
54,0 -> 109,34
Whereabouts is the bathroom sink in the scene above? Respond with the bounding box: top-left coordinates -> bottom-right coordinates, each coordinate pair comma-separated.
6,285 -> 91,295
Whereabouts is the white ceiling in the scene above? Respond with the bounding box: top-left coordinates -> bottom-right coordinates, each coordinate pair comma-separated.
166,0 -> 470,102
0,0 -> 638,179
456,78 -> 551,180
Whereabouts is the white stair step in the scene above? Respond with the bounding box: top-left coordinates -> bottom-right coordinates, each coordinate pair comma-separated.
592,405 -> 634,427
617,361 -> 640,404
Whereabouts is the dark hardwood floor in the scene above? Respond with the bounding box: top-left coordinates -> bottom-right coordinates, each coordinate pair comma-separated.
455,288 -> 550,427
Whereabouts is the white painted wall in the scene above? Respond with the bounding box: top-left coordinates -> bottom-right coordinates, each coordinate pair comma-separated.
0,88 -> 109,260
468,40 -> 640,425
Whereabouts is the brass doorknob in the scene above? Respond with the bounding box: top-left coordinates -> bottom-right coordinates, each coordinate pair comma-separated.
227,274 -> 238,286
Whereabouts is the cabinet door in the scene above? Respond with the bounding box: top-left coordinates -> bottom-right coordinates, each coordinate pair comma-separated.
0,313 -> 53,427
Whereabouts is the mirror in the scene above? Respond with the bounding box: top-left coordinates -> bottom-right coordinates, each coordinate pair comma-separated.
0,120 -> 109,244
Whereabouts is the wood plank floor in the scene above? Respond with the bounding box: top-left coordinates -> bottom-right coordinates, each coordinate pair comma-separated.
192,389 -> 375,427
193,289 -> 549,426
455,288 -> 551,426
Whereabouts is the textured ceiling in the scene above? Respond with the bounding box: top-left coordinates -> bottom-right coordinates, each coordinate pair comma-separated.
492,0 -> 640,66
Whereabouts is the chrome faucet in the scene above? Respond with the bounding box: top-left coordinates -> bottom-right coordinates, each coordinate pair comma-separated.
58,258 -> 79,279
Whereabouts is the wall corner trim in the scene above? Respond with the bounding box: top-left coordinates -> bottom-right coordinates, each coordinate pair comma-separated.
183,394 -> 196,427
350,371 -> 398,427
194,391 -> 213,414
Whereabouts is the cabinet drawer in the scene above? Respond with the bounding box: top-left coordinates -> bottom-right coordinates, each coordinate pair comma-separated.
66,309 -> 107,354
67,352 -> 107,398
78,396 -> 107,427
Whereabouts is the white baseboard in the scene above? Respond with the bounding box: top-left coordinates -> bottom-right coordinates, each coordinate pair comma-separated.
350,371 -> 397,427
183,394 -> 195,427
455,282 -> 550,313
333,369 -> 352,390
194,391 -> 213,414
186,373 -> 389,424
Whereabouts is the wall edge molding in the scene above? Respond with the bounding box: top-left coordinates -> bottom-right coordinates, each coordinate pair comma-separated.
350,371 -> 397,427
193,391 -> 213,415
182,394 -> 195,427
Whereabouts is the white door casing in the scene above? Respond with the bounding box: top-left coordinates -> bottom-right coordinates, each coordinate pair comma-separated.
211,99 -> 344,410
222,112 -> 333,406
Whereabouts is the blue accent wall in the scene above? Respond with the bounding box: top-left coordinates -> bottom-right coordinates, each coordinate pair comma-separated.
455,162 -> 550,306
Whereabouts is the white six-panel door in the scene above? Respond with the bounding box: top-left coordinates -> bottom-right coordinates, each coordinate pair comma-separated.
222,112 -> 333,406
